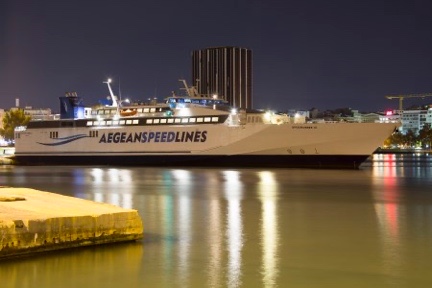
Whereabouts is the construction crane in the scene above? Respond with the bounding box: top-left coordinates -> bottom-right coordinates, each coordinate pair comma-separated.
385,93 -> 432,111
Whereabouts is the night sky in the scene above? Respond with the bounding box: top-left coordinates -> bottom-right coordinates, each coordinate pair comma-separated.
1,0 -> 432,113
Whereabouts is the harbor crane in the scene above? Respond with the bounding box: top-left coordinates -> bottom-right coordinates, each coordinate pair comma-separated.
385,93 -> 432,111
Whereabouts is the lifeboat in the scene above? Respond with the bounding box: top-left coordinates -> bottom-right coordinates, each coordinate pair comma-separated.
120,108 -> 137,117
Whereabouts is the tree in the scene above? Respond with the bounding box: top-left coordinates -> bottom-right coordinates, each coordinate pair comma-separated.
0,109 -> 31,142
384,130 -> 404,147
418,124 -> 432,149
403,129 -> 417,148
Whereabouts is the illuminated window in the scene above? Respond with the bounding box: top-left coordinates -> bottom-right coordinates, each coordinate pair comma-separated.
161,119 -> 167,124
126,120 -> 132,125
86,121 -> 93,126
168,119 -> 174,123
146,119 -> 153,124
197,118 -> 203,123
189,118 -> 196,123
133,120 -> 139,124
204,117 -> 211,122
119,120 -> 125,125
212,117 -> 218,122
106,120 -> 112,125
175,118 -> 181,123
181,118 -> 189,123
154,119 -> 160,124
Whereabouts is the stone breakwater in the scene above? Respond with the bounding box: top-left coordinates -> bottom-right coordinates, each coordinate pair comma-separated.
0,187 -> 143,259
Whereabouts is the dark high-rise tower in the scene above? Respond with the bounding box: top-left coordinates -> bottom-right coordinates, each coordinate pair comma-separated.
192,47 -> 252,109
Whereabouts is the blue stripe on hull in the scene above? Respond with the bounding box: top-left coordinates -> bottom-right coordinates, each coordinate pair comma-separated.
14,155 -> 370,169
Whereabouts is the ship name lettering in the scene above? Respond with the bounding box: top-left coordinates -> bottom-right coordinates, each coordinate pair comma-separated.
99,130 -> 207,144
292,126 -> 317,129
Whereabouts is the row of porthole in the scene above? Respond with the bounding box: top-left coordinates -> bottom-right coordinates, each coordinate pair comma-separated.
146,117 -> 219,124
87,119 -> 139,126
287,148 -> 319,154
86,117 -> 220,127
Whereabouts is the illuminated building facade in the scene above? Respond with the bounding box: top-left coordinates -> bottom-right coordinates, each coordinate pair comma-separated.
192,47 -> 252,109
400,108 -> 432,134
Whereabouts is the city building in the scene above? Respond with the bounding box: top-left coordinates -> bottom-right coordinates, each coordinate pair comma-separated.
399,107 -> 432,134
192,46 -> 252,109
10,106 -> 53,120
378,110 -> 401,124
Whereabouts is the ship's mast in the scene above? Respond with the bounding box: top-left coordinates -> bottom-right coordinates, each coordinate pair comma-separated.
179,79 -> 200,97
103,78 -> 118,107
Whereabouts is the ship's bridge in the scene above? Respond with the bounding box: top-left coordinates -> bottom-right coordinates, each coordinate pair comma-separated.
165,96 -> 230,109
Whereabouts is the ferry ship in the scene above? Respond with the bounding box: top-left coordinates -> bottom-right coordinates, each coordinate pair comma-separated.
14,80 -> 399,169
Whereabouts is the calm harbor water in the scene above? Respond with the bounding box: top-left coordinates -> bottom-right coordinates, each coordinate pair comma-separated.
1,153 -> 432,288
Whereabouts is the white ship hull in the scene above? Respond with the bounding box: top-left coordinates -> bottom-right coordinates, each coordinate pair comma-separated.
14,120 -> 398,168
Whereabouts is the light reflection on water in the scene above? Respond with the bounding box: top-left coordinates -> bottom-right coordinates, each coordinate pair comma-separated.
1,154 -> 432,287
223,171 -> 243,288
258,171 -> 279,288
370,153 -> 432,287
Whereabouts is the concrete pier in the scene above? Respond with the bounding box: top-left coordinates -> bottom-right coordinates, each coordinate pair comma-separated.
0,187 -> 143,259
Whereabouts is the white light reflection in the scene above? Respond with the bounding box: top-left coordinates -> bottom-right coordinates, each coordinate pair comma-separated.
172,169 -> 192,286
223,170 -> 244,288
88,168 -> 133,208
258,171 -> 279,287
204,170 -> 224,287
208,198 -> 222,287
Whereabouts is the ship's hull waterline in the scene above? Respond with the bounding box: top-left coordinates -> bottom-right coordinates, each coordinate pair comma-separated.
14,154 -> 371,169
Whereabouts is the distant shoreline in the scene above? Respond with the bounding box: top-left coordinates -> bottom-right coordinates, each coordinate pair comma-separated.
375,148 -> 432,154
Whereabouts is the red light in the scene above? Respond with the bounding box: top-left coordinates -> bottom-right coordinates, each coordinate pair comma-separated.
386,110 -> 393,116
